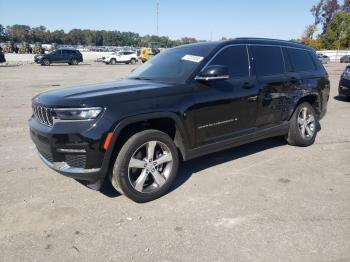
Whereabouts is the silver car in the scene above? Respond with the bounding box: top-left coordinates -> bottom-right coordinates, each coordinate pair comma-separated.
317,53 -> 330,64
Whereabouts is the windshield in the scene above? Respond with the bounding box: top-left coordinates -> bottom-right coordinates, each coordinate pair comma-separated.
128,44 -> 216,83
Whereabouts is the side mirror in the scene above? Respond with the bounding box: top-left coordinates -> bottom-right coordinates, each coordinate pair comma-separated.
195,65 -> 229,82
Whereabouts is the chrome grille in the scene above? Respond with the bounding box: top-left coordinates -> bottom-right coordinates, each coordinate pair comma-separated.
32,104 -> 54,127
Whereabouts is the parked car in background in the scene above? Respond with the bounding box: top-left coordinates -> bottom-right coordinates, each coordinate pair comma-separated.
34,48 -> 83,66
102,51 -> 138,65
29,38 -> 330,202
339,65 -> 350,99
340,55 -> 350,63
317,53 -> 330,64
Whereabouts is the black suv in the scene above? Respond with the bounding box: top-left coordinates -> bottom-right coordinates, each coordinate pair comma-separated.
339,65 -> 350,98
34,48 -> 83,66
29,38 -> 330,202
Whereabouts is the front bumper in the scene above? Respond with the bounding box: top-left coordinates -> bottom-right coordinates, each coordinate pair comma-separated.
339,78 -> 350,97
29,115 -> 111,182
34,57 -> 43,64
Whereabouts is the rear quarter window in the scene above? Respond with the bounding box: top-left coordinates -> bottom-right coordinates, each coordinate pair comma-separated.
286,48 -> 316,72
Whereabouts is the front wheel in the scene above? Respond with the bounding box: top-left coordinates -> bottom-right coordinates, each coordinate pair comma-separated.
110,130 -> 179,203
286,102 -> 318,147
41,59 -> 50,66
110,59 -> 116,65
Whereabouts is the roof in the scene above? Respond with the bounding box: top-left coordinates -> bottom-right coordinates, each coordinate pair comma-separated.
176,38 -> 313,51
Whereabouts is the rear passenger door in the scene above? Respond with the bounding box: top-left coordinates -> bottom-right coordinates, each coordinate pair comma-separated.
61,50 -> 71,62
250,45 -> 287,127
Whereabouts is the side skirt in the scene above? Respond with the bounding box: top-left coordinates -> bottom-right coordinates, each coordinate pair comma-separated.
185,122 -> 290,161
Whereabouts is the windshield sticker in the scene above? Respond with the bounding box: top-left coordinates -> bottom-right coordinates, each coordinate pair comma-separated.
181,54 -> 204,63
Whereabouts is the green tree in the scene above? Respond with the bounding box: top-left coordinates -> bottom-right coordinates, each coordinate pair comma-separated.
6,24 -> 31,42
321,11 -> 350,49
0,24 -> 6,41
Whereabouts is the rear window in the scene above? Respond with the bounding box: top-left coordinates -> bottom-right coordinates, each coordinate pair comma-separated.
286,48 -> 316,72
251,46 -> 284,76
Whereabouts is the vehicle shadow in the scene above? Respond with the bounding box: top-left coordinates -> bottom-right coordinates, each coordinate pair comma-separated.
46,64 -> 92,67
167,136 -> 287,196
334,95 -> 350,102
96,136 -> 287,199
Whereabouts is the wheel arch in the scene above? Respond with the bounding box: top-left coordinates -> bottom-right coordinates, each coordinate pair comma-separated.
104,112 -> 190,172
289,93 -> 321,120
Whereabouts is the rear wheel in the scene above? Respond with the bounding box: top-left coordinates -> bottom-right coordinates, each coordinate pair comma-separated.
70,58 -> 78,65
110,130 -> 179,202
286,102 -> 318,147
130,58 -> 136,64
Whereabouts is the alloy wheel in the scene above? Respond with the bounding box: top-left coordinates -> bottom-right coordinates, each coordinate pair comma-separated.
297,107 -> 316,139
128,141 -> 173,193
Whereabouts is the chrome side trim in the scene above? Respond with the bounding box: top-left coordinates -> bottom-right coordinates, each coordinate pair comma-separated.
194,75 -> 229,81
39,153 -> 100,174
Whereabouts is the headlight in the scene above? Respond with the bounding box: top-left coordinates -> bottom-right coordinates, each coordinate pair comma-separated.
36,55 -> 42,59
54,107 -> 103,120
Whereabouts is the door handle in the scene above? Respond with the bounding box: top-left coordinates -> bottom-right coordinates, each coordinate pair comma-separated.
247,96 -> 258,102
242,81 -> 255,89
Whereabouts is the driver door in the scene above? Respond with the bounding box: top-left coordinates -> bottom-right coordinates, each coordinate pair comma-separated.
192,45 -> 259,146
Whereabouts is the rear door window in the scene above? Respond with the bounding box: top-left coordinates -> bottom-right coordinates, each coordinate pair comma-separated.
286,48 -> 316,72
251,46 -> 284,76
208,45 -> 249,78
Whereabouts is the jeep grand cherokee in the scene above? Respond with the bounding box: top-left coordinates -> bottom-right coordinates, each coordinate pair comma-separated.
29,38 -> 330,202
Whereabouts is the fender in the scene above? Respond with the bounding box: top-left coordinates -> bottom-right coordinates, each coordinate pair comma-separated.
287,90 -> 321,120
102,112 -> 191,166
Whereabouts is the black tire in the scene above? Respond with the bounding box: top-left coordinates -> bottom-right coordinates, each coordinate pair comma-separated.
110,58 -> 116,65
41,59 -> 50,66
71,58 -> 78,65
130,58 -> 136,64
286,102 -> 318,147
110,130 -> 179,203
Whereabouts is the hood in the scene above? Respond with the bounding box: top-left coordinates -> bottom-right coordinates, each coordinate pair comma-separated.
33,78 -> 173,107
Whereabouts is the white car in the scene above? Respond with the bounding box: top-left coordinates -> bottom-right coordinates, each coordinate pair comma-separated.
317,53 -> 330,64
102,51 -> 138,65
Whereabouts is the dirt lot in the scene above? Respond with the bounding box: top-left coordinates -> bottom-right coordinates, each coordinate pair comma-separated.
0,62 -> 349,262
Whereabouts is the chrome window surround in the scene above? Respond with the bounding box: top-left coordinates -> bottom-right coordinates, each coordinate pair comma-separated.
197,43 -> 316,79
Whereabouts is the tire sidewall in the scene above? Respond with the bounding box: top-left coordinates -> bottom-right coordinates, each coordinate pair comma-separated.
110,59 -> 116,65
112,130 -> 179,202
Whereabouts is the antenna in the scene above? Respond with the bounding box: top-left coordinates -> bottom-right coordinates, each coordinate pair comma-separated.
156,0 -> 159,36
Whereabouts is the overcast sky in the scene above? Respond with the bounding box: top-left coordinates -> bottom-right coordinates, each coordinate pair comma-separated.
0,0 -> 318,40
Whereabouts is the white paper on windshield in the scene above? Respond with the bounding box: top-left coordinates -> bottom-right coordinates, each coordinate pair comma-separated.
181,54 -> 204,63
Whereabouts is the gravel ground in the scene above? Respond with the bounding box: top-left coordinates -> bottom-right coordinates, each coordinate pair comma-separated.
0,62 -> 349,262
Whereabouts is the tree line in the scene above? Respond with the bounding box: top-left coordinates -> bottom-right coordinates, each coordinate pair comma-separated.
0,24 -> 199,47
301,0 -> 350,49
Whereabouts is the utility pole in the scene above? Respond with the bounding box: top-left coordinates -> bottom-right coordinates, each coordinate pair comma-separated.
156,0 -> 159,36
